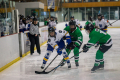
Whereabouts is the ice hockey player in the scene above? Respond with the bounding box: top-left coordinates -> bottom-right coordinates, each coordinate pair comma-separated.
85,16 -> 95,27
65,16 -> 82,30
83,24 -> 112,73
48,16 -> 57,29
26,17 -> 31,30
63,20 -> 83,67
102,15 -> 112,26
41,27 -> 72,69
95,14 -> 108,32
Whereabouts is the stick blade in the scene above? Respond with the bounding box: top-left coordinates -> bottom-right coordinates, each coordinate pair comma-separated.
35,71 -> 49,74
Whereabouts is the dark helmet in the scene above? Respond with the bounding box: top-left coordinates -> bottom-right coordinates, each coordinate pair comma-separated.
30,16 -> 34,19
102,15 -> 104,17
19,14 -> 24,19
48,27 -> 55,37
84,24 -> 94,32
70,16 -> 74,19
50,16 -> 54,18
48,27 -> 55,33
50,16 -> 54,21
69,20 -> 76,31
33,18 -> 37,21
89,16 -> 93,21
27,15 -> 31,19
69,20 -> 76,26
26,17 -> 30,20
98,13 -> 102,20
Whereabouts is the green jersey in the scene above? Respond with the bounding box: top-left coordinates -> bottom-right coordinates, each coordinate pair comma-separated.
87,28 -> 111,48
44,21 -> 48,25
64,26 -> 83,46
85,21 -> 95,27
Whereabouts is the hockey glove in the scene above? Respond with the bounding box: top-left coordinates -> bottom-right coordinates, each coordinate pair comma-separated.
67,42 -> 76,49
82,44 -> 89,52
65,24 -> 68,27
57,48 -> 62,55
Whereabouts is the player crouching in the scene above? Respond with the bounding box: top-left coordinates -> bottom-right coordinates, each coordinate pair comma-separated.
83,24 -> 112,73
41,27 -> 72,69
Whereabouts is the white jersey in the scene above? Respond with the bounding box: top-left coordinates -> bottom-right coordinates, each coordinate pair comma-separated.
95,19 -> 107,29
47,30 -> 69,49
19,23 -> 25,29
26,23 -> 31,30
74,19 -> 82,28
48,21 -> 57,29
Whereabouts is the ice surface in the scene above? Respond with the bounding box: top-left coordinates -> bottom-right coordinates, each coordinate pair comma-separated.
0,28 -> 120,80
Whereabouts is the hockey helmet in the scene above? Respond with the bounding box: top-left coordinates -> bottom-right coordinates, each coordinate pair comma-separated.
69,20 -> 76,31
50,16 -> 55,21
84,24 -> 94,32
70,16 -> 74,20
48,27 -> 55,37
98,13 -> 102,20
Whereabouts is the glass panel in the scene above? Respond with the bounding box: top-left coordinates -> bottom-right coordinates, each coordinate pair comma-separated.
102,0 -> 118,2
69,8 -> 74,20
57,10 -> 63,22
60,0 -> 64,2
65,0 -> 82,2
86,7 -> 92,21
110,7 -> 118,20
73,8 -> 79,20
93,7 -> 100,20
101,7 -> 109,20
0,0 -> 15,37
79,8 -> 85,21
65,0 -> 69,2
119,7 -> 120,19
43,12 -> 49,19
83,0 -> 100,2
40,9 -> 44,22
63,8 -> 69,21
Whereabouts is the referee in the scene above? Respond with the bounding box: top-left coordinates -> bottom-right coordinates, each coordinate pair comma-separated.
29,18 -> 41,55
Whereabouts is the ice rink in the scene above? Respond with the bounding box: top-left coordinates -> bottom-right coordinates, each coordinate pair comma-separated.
0,27 -> 120,80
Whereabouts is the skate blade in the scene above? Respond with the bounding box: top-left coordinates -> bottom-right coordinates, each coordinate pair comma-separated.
99,68 -> 104,70
91,70 -> 96,73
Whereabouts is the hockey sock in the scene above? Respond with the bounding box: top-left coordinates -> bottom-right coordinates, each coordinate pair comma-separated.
73,47 -> 79,62
94,50 -> 104,66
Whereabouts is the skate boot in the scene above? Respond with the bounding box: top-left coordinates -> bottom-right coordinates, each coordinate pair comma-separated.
91,66 -> 99,73
75,62 -> 79,67
41,64 -> 45,69
60,61 -> 66,66
98,64 -> 104,69
98,61 -> 104,69
67,63 -> 71,69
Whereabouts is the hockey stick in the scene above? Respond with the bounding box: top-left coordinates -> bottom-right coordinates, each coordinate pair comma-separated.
35,50 -> 83,74
35,54 -> 59,74
107,19 -> 119,26
96,19 -> 119,29
54,48 -> 72,70
50,48 -> 72,74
